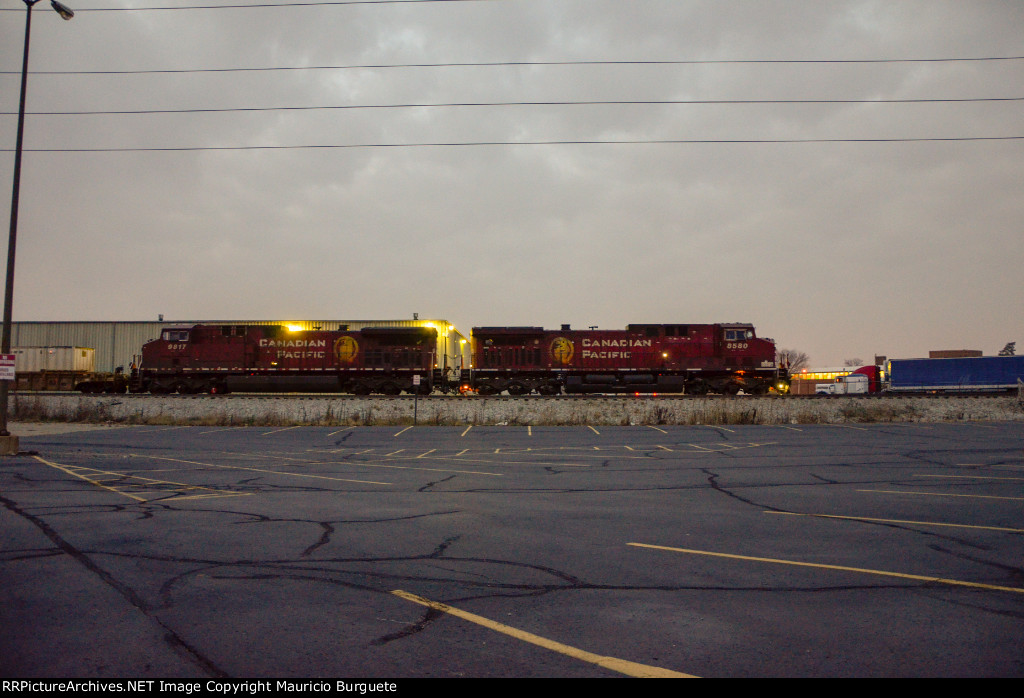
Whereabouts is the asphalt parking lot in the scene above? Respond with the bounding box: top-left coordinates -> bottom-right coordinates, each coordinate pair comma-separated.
2,421 -> 1022,678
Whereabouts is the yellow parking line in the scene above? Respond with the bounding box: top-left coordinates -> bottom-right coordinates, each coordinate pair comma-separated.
391,590 -> 695,678
916,474 -> 1024,482
461,426 -> 473,437
261,426 -> 301,436
327,427 -> 355,436
766,511 -> 1024,533
138,454 -> 391,485
647,426 -> 667,434
628,543 -> 1024,594
589,426 -> 600,435
32,456 -> 250,503
394,426 -> 413,437
858,489 -> 1024,501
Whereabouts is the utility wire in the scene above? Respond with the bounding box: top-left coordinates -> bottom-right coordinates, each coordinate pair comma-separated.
5,57 -> 1024,76
5,96 -> 1023,116
8,136 -> 1024,153
7,1 -> 497,11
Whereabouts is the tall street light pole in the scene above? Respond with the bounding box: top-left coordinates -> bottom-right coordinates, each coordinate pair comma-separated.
1,1 -> 74,453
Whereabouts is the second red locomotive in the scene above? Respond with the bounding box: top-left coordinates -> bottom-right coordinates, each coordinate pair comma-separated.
467,323 -> 781,395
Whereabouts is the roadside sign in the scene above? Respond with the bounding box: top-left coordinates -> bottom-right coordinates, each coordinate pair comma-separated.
0,354 -> 15,381
413,375 -> 421,386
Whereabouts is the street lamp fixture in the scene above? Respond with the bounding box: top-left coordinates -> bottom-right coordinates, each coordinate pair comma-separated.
1,0 -> 75,450
52,1 -> 75,20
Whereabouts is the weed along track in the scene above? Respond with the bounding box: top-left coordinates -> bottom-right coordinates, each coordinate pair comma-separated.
9,393 -> 1023,427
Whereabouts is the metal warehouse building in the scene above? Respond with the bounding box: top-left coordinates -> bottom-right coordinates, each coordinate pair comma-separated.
11,319 -> 468,374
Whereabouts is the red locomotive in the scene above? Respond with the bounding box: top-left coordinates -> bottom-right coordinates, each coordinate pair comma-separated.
466,323 -> 782,395
134,323 -> 438,395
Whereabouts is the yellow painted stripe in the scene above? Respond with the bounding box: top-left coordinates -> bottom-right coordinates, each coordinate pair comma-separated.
342,461 -> 502,476
916,474 -> 1024,482
765,511 -> 1024,533
647,426 -> 667,434
32,456 -> 250,503
628,543 -> 1024,594
461,425 -> 473,437
137,454 -> 391,485
34,456 -> 147,502
588,426 -> 600,435
394,426 -> 413,437
527,426 -> 532,437
327,427 -> 355,436
261,426 -> 301,436
858,489 -> 1024,501
390,590 -> 696,678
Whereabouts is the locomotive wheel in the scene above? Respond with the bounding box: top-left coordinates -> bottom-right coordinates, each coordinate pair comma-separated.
351,383 -> 371,396
476,384 -> 498,396
380,383 -> 402,396
537,384 -> 561,396
722,383 -> 741,396
507,383 -> 530,396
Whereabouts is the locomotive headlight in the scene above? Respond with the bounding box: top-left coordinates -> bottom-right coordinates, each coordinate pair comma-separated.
286,324 -> 303,332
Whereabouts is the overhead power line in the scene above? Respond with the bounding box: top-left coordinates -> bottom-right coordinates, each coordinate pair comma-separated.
5,96 -> 1023,116
7,0 -> 495,11
7,136 -> 1024,153
5,57 -> 1024,76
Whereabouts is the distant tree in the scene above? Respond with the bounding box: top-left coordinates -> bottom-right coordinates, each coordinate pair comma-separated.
998,342 -> 1016,356
777,348 -> 809,372
844,358 -> 865,367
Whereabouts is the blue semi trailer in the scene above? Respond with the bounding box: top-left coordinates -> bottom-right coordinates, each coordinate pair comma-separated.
885,355 -> 1024,393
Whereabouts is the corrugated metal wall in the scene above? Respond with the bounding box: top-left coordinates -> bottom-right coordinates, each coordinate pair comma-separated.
12,320 -> 467,373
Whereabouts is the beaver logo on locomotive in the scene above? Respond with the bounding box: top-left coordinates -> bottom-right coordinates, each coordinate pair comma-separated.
550,337 -> 574,365
333,336 -> 359,364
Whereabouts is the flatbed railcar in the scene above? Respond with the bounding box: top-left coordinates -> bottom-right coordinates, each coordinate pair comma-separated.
464,323 -> 783,395
130,323 -> 438,395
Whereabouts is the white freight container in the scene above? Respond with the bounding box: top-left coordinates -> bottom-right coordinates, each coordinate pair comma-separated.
14,346 -> 95,373
13,347 -> 46,373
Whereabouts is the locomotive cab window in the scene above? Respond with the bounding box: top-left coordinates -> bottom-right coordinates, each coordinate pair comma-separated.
162,330 -> 190,342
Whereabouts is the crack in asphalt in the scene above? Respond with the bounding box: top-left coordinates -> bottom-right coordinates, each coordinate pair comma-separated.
0,494 -> 228,678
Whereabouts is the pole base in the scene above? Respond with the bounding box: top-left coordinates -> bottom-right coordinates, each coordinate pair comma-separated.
0,435 -> 19,456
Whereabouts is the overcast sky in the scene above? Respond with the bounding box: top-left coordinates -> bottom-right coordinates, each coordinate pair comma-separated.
2,0 -> 1022,366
